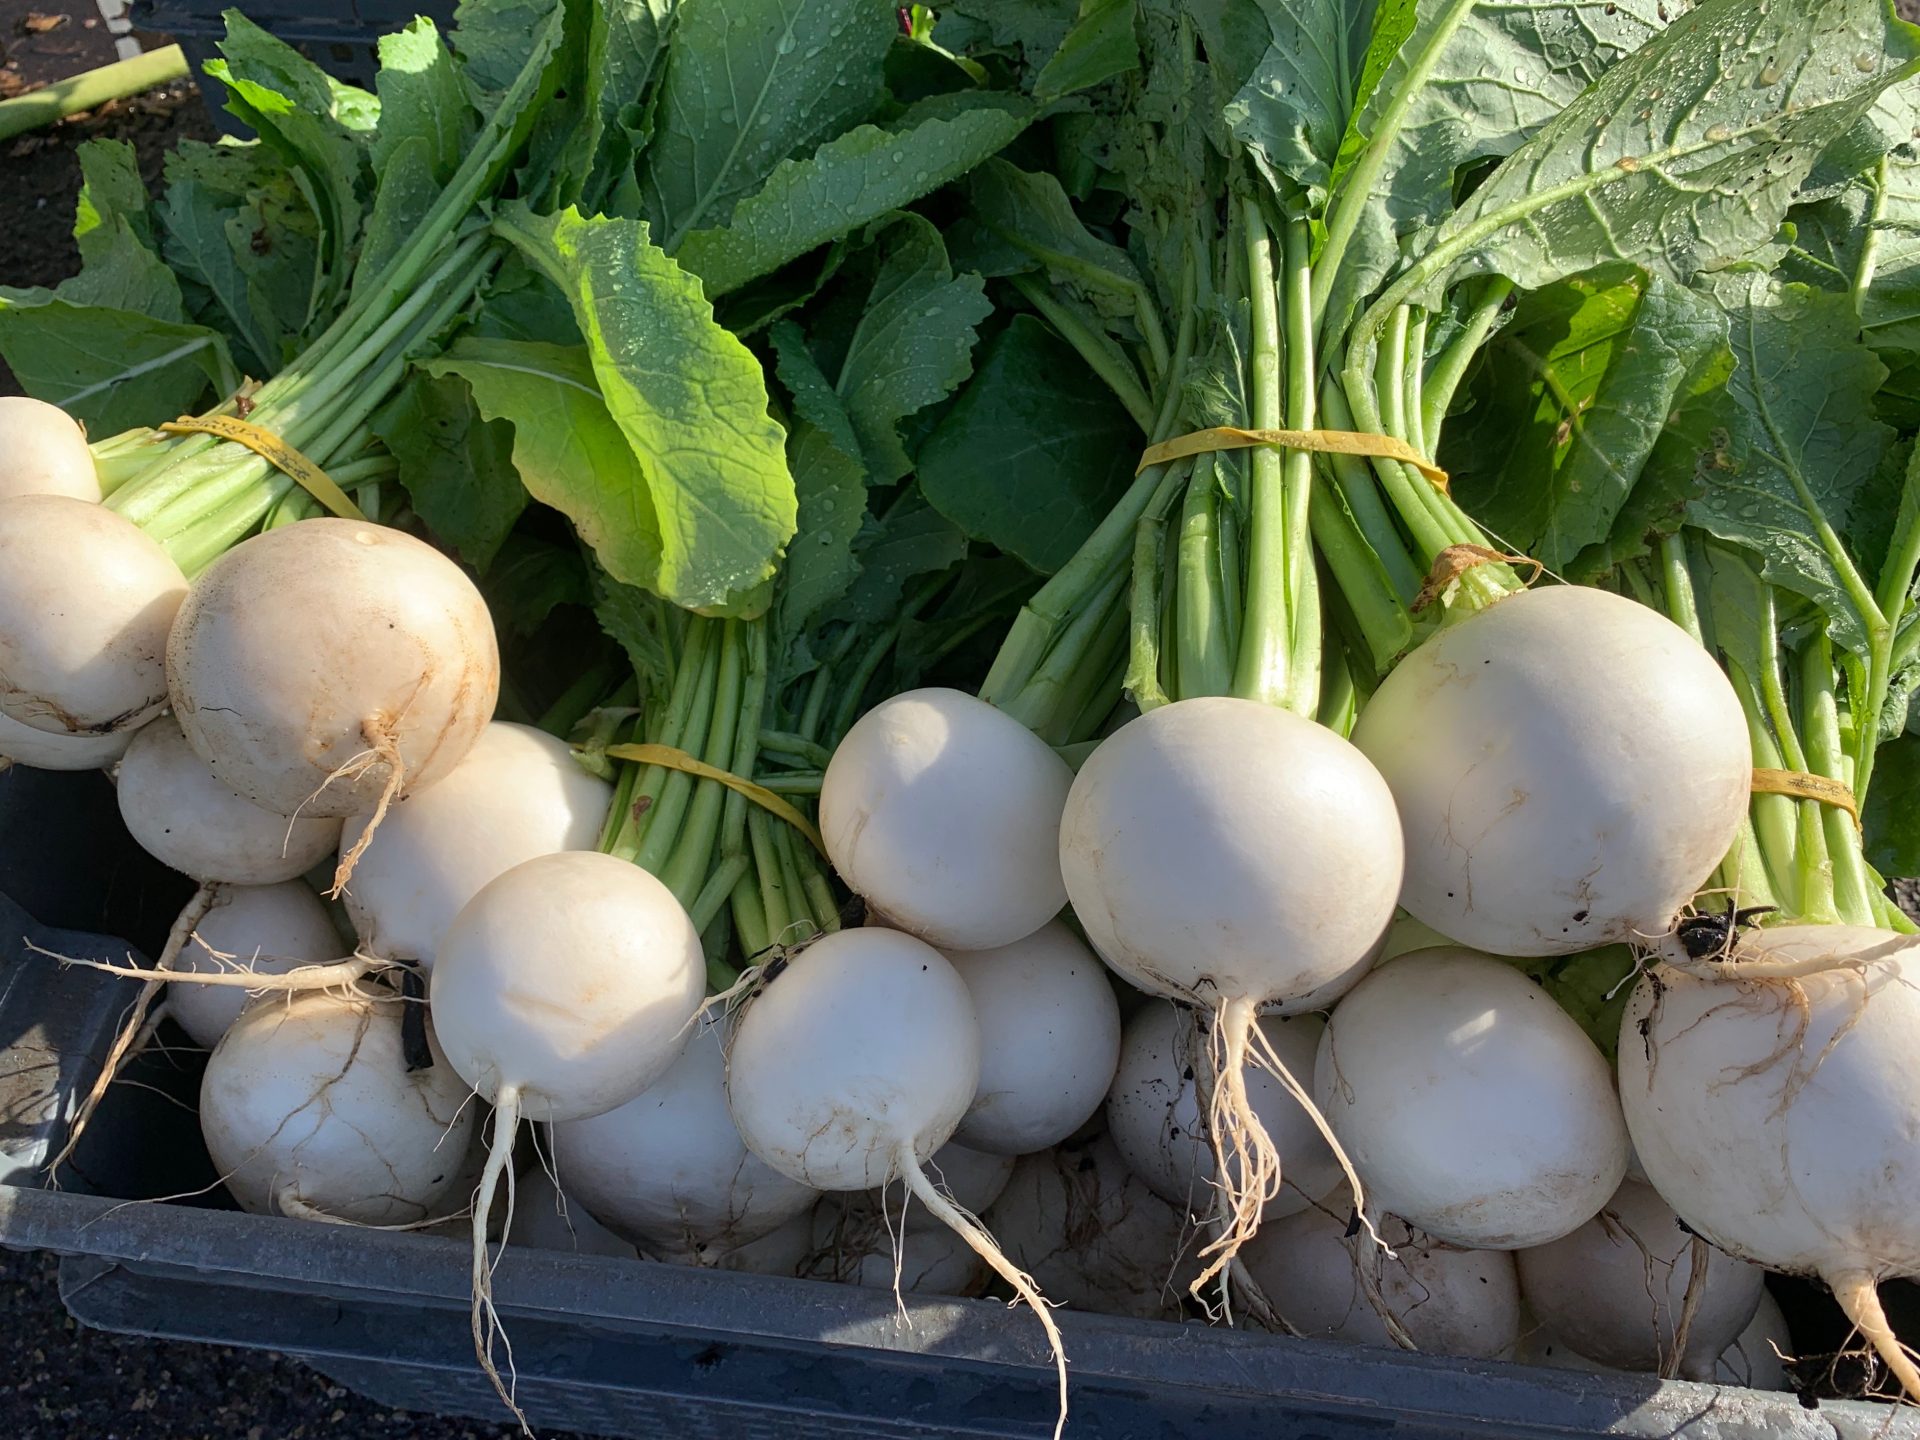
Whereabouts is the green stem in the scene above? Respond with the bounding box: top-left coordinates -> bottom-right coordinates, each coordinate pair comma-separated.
1853,156 -> 1892,319
1173,456 -> 1233,698
1420,278 -> 1513,447
1800,637 -> 1877,926
1009,274 -> 1155,433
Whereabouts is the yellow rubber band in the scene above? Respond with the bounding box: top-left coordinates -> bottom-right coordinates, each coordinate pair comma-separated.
1750,768 -> 1860,827
1137,425 -> 1450,488
158,415 -> 369,522
605,742 -> 827,856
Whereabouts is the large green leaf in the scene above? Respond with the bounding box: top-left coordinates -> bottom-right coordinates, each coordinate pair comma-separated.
353,138 -> 441,302
826,489 -> 968,625
160,179 -> 271,371
372,17 -> 474,182
551,0 -> 677,209
1447,266 -> 1723,571
490,205 -> 797,609
1684,273 -> 1894,657
1206,0 -> 1372,202
955,157 -> 1146,325
73,140 -> 155,251
372,371 -> 526,571
641,0 -> 896,245
0,297 -> 235,433
918,313 -> 1139,573
1429,0 -> 1920,302
676,101 -> 1035,294
1034,0 -> 1138,101
771,322 -> 868,640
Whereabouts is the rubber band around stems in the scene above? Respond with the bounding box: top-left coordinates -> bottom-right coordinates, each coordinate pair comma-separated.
1750,767 -> 1861,828
603,742 -> 828,856
157,414 -> 370,522
1136,425 -> 1450,488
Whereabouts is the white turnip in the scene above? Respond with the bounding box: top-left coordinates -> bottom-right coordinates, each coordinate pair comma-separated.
1619,925 -> 1920,1399
166,519 -> 499,826
1351,586 -> 1749,957
1105,1001 -> 1340,1222
1516,1179 -> 1765,1378
946,921 -> 1120,1155
1315,948 -> 1628,1249
507,1166 -> 639,1260
116,717 -> 342,884
0,397 -> 99,501
550,1012 -> 815,1260
1240,1205 -> 1523,1359
725,924 -> 1067,1436
0,710 -> 130,771
200,985 -> 473,1224
820,688 -> 1073,950
168,880 -> 344,1048
0,494 -> 185,735
1059,696 -> 1400,1282
341,721 -> 611,971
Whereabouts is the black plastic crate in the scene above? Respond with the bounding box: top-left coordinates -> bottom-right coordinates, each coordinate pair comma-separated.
1,766 -> 1916,1440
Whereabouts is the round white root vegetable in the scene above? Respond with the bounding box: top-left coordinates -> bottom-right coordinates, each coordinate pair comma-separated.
1241,1205 -> 1523,1358
714,1204 -> 820,1276
116,717 -> 342,883
507,1166 -> 638,1260
550,1013 -> 815,1260
430,849 -> 705,1415
168,880 -> 343,1048
0,397 -> 100,502
166,519 -> 499,825
0,709 -> 130,771
945,921 -> 1121,1155
987,1130 -> 1194,1319
341,721 -> 611,972
0,494 -> 186,736
1517,1179 -> 1765,1378
1106,1001 -> 1340,1223
820,688 -> 1073,950
1619,925 -> 1920,1400
847,1221 -> 987,1297
1315,948 -> 1628,1249
200,985 -> 474,1224
726,925 -> 1068,1436
1059,696 -> 1401,1284
1350,586 -> 1749,958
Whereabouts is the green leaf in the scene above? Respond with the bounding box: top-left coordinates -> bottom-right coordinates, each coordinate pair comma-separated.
827,489 -> 968,625
1683,274 -> 1894,657
556,0 -> 677,208
471,251 -> 584,344
641,0 -> 897,245
0,297 -> 234,433
676,101 -> 1035,294
353,137 -> 442,302
229,189 -> 321,361
1034,0 -> 1137,101
957,157 -> 1145,317
482,531 -> 595,638
372,18 -> 474,183
1858,150 -> 1920,355
1429,0 -> 1920,302
592,569 -> 674,692
61,218 -> 187,325
160,178 -> 272,371
918,313 -> 1138,573
1209,0 -> 1373,203
1320,0 -> 1669,336
372,371 -> 526,571
1865,732 -> 1920,878
491,206 -> 796,608
936,0 -> 1076,62
827,213 -> 991,483
453,0 -> 566,116
1447,266 -> 1724,572
771,322 -> 869,639
73,140 -> 154,250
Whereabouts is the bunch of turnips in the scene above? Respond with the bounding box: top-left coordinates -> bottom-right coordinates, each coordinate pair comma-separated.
6,0 -> 1920,1431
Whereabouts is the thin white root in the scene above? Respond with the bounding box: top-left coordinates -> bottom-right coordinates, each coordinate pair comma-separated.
1192,996 -> 1283,1296
471,1088 -> 531,1436
1827,1268 -> 1920,1403
329,715 -> 405,898
1347,1210 -> 1418,1352
901,1150 -> 1068,1440
1664,1234 -> 1710,1380
27,945 -> 388,992
47,882 -> 219,1182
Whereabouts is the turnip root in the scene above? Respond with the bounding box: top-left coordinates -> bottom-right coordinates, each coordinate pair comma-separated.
1106,1001 -> 1340,1223
166,519 -> 499,824
507,1166 -> 638,1260
117,718 -> 342,884
1240,1204 -> 1523,1358
0,494 -> 186,736
820,688 -> 1073,950
846,1219 -> 987,1296
430,849 -> 704,1416
726,925 -> 1068,1436
200,985 -> 473,1224
168,880 -> 344,1048
1619,925 -> 1920,1399
987,1130 -> 1194,1319
881,1140 -> 1016,1221
0,397 -> 99,502
550,1013 -> 815,1260
341,721 -> 611,971
1351,586 -> 1749,958
1315,948 -> 1628,1249
1516,1179 -> 1765,1378
1059,696 -> 1400,1285
944,921 -> 1121,1155
0,710 -> 130,771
